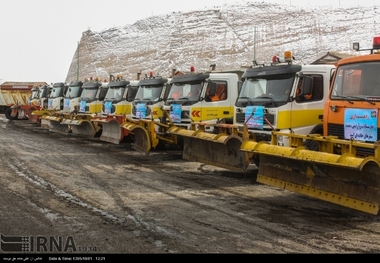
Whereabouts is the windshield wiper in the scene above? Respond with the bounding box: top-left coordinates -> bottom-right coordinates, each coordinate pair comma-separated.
238,96 -> 254,105
346,95 -> 375,105
332,95 -> 354,104
259,96 -> 277,106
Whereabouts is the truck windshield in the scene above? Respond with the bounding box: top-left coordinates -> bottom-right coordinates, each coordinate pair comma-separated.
236,75 -> 294,107
134,86 -> 163,103
30,89 -> 39,99
166,83 -> 202,105
331,62 -> 380,99
50,87 -> 63,98
66,86 -> 82,99
80,88 -> 98,102
104,87 -> 126,102
39,87 -> 49,98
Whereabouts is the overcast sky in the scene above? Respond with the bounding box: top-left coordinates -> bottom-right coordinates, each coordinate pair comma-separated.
0,0 -> 379,84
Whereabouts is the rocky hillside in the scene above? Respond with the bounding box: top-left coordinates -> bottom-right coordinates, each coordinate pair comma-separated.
65,2 -> 380,82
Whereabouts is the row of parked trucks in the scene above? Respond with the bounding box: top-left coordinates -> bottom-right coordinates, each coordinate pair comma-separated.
8,36 -> 380,215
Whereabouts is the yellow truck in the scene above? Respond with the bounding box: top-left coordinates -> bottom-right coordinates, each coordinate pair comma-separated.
68,80 -> 109,137
33,82 -> 69,129
122,67 -> 243,154
90,77 -> 139,144
170,53 -> 335,171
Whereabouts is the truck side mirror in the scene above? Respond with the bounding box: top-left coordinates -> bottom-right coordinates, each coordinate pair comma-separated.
301,76 -> 313,95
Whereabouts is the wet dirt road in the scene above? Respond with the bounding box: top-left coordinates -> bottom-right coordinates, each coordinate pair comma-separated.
1,115 -> 380,254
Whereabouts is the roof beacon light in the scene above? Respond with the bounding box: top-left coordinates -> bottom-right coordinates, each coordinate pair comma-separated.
284,51 -> 293,63
272,55 -> 280,64
149,71 -> 154,78
190,66 -> 195,73
373,36 -> 380,50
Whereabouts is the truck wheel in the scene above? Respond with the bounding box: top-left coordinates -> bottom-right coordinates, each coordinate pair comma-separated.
5,108 -> 18,120
304,139 -> 319,151
304,126 -> 323,151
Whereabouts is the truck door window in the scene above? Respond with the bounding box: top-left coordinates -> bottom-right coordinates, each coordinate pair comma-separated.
296,75 -> 324,103
205,81 -> 227,102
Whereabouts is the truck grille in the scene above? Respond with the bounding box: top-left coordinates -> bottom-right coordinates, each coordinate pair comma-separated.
102,104 -> 115,114
236,112 -> 274,126
132,106 -> 151,117
327,123 -> 378,156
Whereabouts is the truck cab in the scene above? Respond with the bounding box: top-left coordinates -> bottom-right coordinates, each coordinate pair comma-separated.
102,79 -> 139,117
235,52 -> 335,147
164,67 -> 241,132
324,36 -> 380,155
77,81 -> 107,114
37,84 -> 52,109
28,86 -> 40,105
61,81 -> 84,114
130,73 -> 170,121
94,79 -> 139,144
66,80 -> 108,137
48,82 -> 68,111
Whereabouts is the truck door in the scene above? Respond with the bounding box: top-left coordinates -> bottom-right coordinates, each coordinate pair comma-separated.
200,81 -> 233,123
291,74 -> 325,132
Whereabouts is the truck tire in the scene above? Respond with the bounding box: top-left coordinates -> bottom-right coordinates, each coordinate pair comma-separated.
5,108 -> 18,120
304,125 -> 323,151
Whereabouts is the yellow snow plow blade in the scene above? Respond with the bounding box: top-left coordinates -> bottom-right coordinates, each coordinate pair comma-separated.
34,110 -> 55,129
48,117 -> 70,134
100,118 -> 125,144
241,132 -> 380,215
31,109 -> 50,116
168,124 -> 251,172
71,119 -> 98,137
121,120 -> 152,154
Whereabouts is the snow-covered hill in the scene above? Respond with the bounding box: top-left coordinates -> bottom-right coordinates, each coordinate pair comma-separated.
65,1 -> 380,82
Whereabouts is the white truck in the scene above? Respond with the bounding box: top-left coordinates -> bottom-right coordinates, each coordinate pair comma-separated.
163,67 -> 243,130
91,78 -> 139,144
124,66 -> 244,154
170,53 -> 336,171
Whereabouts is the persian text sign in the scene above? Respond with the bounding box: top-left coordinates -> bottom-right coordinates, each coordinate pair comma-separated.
344,108 -> 378,142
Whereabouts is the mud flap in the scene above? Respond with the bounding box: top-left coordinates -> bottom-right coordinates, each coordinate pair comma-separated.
121,122 -> 151,154
71,120 -> 96,137
243,141 -> 380,215
101,119 -> 125,144
170,127 -> 250,172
